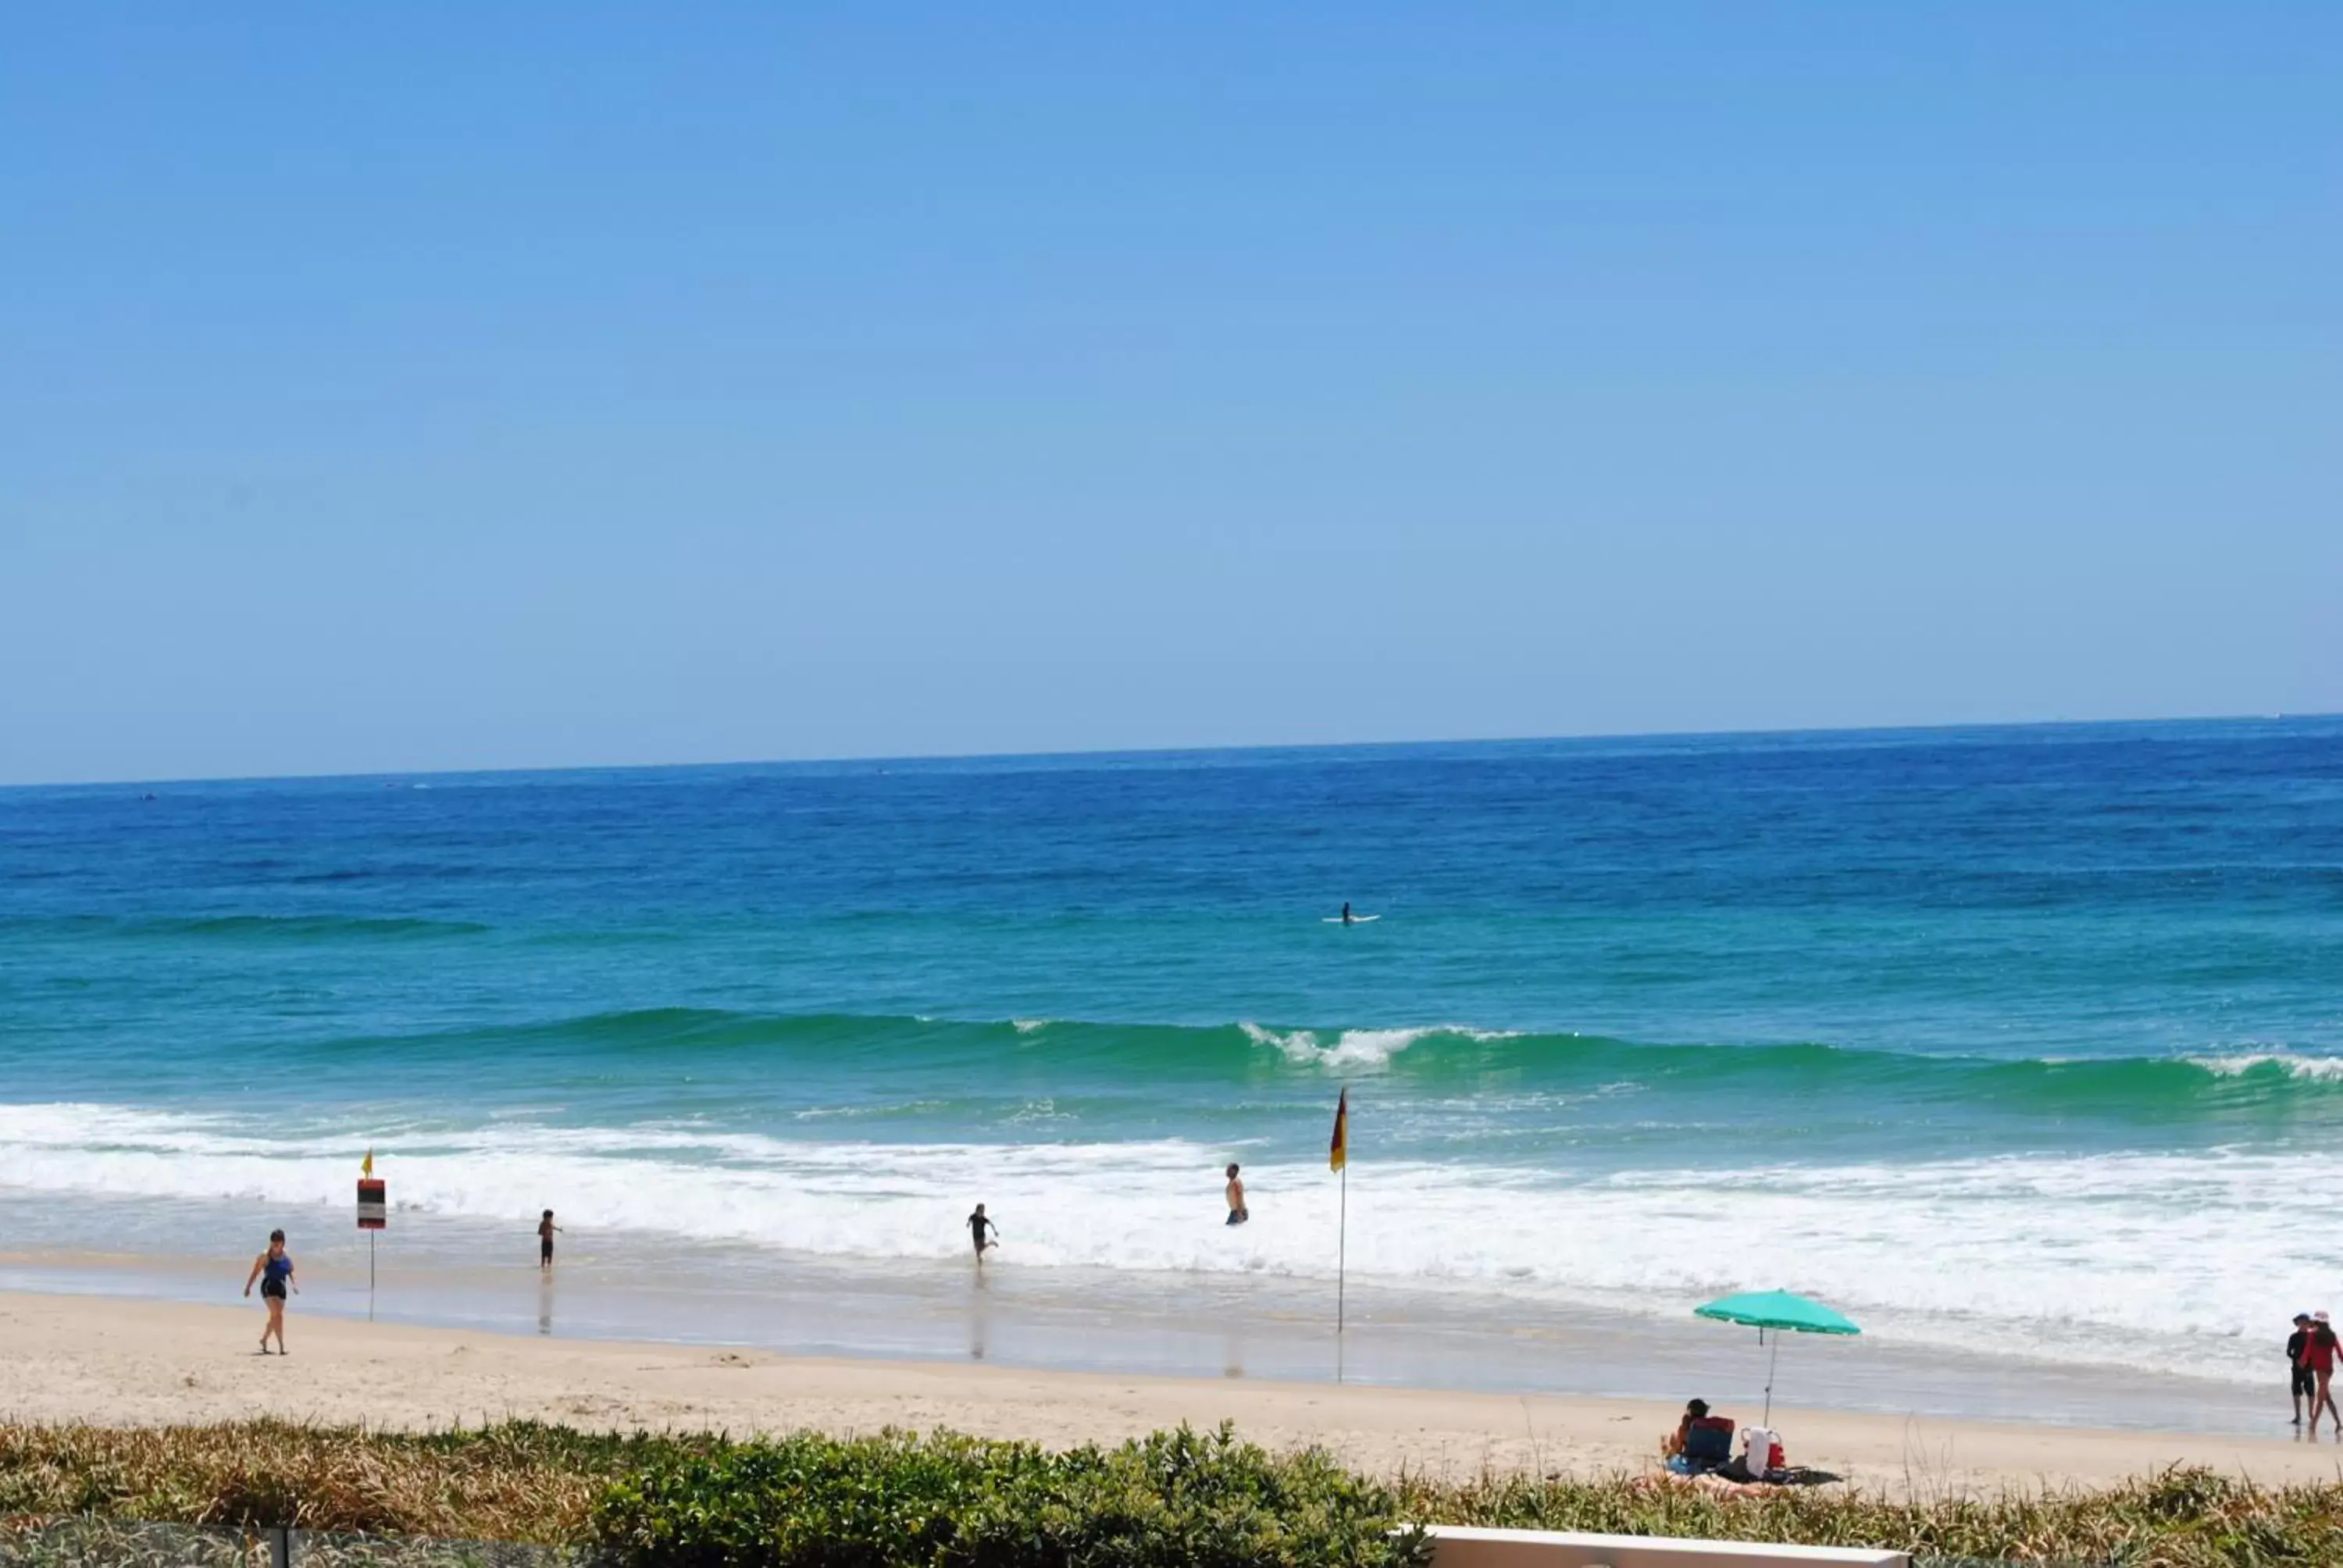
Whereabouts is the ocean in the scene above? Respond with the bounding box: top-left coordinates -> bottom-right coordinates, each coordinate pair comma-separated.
3,718 -> 2341,1413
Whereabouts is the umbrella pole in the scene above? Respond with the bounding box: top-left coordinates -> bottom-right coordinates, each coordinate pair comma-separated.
1763,1329 -> 1778,1427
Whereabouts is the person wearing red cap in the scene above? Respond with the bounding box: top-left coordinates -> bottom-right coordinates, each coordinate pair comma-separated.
2306,1312 -> 2343,1434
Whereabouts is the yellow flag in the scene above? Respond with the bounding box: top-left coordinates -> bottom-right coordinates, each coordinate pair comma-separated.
1328,1088 -> 1348,1173
361,1149 -> 374,1178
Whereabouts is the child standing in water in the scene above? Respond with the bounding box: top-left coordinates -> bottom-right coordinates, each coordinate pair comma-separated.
968,1203 -> 999,1262
241,1229 -> 296,1354
538,1209 -> 562,1269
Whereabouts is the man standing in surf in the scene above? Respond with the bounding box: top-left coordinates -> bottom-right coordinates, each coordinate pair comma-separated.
2290,1313 -> 2315,1425
1225,1164 -> 1249,1225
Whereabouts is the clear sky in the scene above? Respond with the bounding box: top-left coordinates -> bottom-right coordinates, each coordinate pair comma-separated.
3,5 -> 2336,784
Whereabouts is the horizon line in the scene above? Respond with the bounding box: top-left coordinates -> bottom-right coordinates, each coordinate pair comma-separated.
5,708 -> 2331,793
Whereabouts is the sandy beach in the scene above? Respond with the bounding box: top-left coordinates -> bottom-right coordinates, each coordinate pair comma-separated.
3,1290 -> 2338,1496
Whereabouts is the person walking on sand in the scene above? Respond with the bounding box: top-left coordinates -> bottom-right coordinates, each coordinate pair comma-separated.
2289,1313 -> 2316,1426
2307,1312 -> 2343,1434
1224,1163 -> 1249,1225
968,1203 -> 999,1262
538,1209 -> 563,1270
242,1228 -> 296,1354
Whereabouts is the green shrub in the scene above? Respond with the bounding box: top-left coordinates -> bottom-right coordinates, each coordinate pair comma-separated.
587,1424 -> 1425,1568
13,1420 -> 2343,1566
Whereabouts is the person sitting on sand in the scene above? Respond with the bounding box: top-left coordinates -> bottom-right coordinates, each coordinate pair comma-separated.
241,1228 -> 297,1355
1225,1164 -> 1249,1225
1661,1398 -> 1707,1459
1660,1399 -> 1735,1474
968,1203 -> 1000,1262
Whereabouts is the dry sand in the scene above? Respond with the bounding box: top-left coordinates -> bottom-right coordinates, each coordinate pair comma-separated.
2,1291 -> 2337,1495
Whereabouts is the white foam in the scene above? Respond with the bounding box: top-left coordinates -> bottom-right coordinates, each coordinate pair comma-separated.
1237,1022 -> 1507,1070
0,1100 -> 2328,1385
2188,1052 -> 2343,1080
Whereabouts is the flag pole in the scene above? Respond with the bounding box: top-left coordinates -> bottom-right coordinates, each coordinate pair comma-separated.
1337,1160 -> 1347,1338
1336,1163 -> 1346,1383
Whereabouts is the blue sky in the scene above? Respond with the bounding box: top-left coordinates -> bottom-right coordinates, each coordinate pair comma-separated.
3,5 -> 2336,784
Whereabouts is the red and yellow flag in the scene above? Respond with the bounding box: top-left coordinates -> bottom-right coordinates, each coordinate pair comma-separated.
361,1148 -> 374,1178
1329,1088 -> 1349,1173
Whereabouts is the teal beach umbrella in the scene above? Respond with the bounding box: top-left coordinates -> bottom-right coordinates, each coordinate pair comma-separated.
1693,1290 -> 1861,1425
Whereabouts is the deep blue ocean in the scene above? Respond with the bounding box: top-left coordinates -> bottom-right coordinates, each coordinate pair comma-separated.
4,717 -> 2341,1384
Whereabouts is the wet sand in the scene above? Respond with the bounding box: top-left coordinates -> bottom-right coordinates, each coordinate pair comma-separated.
0,1215 -> 2301,1444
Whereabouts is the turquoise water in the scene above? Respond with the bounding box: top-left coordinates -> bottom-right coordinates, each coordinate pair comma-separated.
3,717 -> 2340,1384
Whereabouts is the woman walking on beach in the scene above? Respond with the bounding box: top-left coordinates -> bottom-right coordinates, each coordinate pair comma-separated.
242,1228 -> 297,1354
2306,1312 -> 2342,1434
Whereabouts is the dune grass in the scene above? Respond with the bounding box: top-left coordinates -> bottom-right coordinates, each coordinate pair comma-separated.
1410,1463 -> 2343,1566
5,1420 -> 2343,1565
0,1421 -> 637,1544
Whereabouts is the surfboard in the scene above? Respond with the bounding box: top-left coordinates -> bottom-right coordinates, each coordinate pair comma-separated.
1322,914 -> 1381,923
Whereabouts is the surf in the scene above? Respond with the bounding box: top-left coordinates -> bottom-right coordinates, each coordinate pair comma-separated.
14,1004 -> 2340,1128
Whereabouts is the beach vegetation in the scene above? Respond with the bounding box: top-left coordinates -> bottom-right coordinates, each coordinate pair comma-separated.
0,1420 -> 638,1544
591,1424 -> 1414,1568
5,1420 -> 2343,1566
1410,1463 -> 2343,1566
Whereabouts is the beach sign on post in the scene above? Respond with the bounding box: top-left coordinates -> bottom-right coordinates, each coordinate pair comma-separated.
357,1149 -> 385,1320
